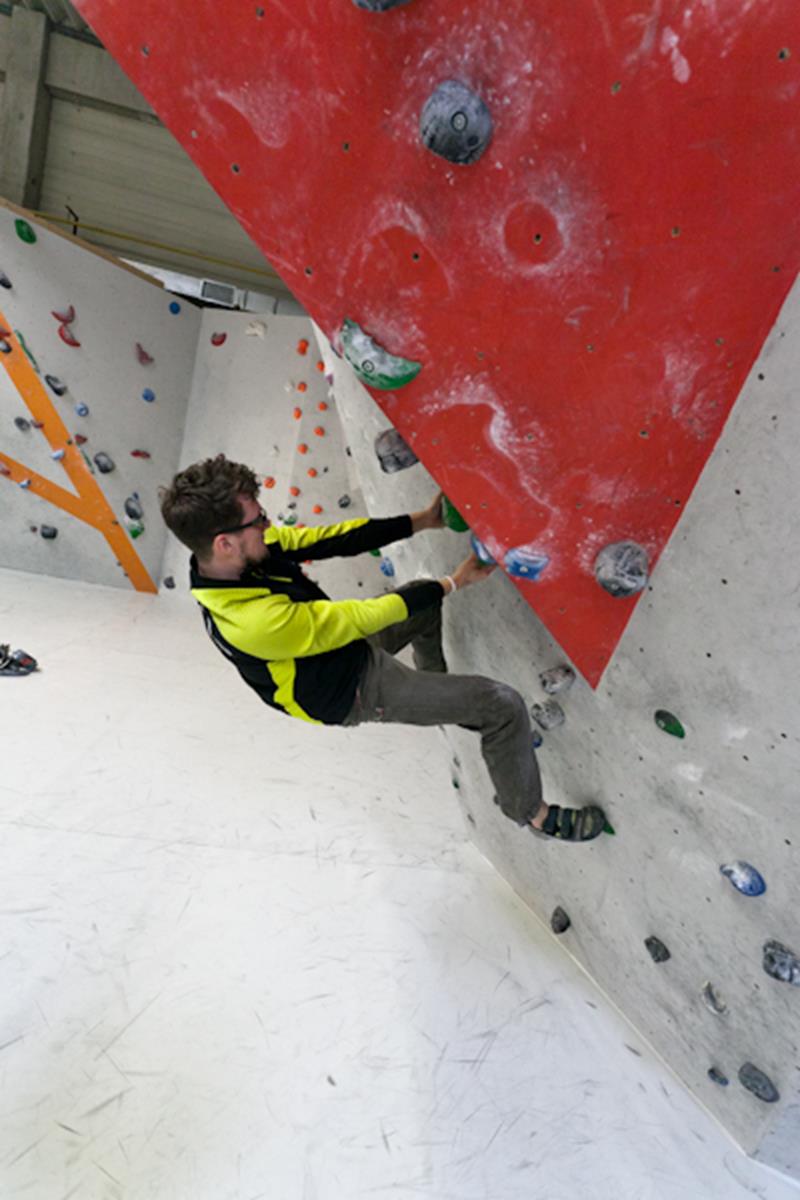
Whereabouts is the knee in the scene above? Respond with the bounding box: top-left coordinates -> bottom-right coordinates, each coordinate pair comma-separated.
483,680 -> 526,717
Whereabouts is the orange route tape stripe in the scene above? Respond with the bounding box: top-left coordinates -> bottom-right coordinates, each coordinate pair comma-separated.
0,312 -> 157,593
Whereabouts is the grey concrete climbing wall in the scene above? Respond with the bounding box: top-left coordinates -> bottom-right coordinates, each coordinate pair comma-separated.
312,280 -> 800,1179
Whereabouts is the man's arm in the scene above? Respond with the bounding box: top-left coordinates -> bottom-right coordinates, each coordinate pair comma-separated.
410,491 -> 445,534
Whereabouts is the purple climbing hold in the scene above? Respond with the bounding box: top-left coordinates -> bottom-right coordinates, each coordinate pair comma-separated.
595,541 -> 649,597
375,428 -> 418,473
420,80 -> 493,166
762,940 -> 800,986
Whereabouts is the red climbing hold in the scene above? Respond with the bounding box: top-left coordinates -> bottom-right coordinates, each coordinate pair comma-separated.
297,339 -> 309,355
313,426 -> 325,437
298,443 -> 309,454
289,486 -> 301,496
312,504 -> 323,514
293,407 -> 302,419
136,342 -> 154,365
307,467 -> 318,477
211,332 -> 227,346
51,305 -> 75,324
318,401 -> 328,412
297,382 -> 308,393
58,324 -> 81,348
316,361 -> 324,372
264,476 -> 276,488
130,449 -> 151,458
74,433 -> 88,445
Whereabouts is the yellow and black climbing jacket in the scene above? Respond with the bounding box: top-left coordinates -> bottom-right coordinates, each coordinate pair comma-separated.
190,514 -> 445,725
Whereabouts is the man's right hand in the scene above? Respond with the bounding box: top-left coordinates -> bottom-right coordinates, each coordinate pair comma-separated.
450,552 -> 497,591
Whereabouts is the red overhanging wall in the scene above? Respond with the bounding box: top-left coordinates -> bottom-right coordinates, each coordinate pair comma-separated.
74,0 -> 800,685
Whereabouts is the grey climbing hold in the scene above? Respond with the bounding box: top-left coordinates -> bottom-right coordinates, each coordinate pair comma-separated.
163,576 -> 176,589
531,700 -> 564,730
353,0 -> 412,7
40,525 -> 58,540
720,861 -> 766,897
45,375 -> 67,396
645,936 -> 671,963
595,540 -> 649,597
14,417 -> 30,432
124,496 -> 144,521
763,939 -> 800,986
708,1067 -> 729,1087
0,271 -> 12,288
738,1063 -> 779,1104
540,666 -> 575,695
701,981 -> 727,1015
0,340 -> 11,354
420,80 -> 493,165
93,452 -> 115,474
375,428 -> 419,472
551,907 -> 571,934
338,494 -> 352,509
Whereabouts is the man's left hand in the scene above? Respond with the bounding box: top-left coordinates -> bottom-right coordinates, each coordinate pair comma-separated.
411,491 -> 445,533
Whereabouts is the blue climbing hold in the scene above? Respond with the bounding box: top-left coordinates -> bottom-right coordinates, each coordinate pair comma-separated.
142,388 -> 155,403
379,556 -> 395,578
720,861 -> 766,897
470,534 -> 496,565
74,402 -> 89,417
504,546 -> 549,581
531,730 -> 543,750
169,301 -> 181,314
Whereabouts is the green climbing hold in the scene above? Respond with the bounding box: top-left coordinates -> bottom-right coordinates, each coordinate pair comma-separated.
603,819 -> 616,836
14,330 -> 39,372
442,496 -> 469,532
15,219 -> 37,245
655,709 -> 685,738
341,318 -> 421,390
369,547 -> 382,557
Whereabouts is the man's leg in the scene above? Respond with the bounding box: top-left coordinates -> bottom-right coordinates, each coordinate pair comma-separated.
344,643 -> 541,824
368,581 -> 447,673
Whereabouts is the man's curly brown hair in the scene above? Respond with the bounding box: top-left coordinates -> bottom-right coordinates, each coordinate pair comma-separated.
159,454 -> 260,559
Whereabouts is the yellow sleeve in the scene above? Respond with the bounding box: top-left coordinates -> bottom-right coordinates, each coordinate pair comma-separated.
219,591 -> 409,660
265,519 -> 369,553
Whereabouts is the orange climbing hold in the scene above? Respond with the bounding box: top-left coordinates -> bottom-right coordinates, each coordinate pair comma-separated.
264,476 -> 276,488
293,407 -> 302,419
316,361 -> 324,372
297,382 -> 308,393
313,426 -> 325,437
298,443 -> 308,454
312,504 -> 323,514
307,467 -> 318,477
318,401 -> 328,412
297,339 -> 309,355
290,485 -> 300,496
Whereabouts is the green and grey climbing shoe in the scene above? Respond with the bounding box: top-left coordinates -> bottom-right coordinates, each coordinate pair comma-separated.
533,804 -> 607,842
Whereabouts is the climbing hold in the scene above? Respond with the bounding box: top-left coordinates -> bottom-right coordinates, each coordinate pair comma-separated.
380,556 -> 395,577
15,330 -> 39,371
93,452 -> 115,474
645,936 -> 671,963
369,548 -> 382,558
595,541 -> 649,597
531,700 -> 564,730
18,478 -> 31,489
75,402 -> 89,417
45,375 -> 67,396
136,342 -> 154,365
338,494 -> 352,509
51,305 -> 76,324
124,496 -> 144,521
130,449 -> 151,459
298,443 -> 309,455
40,525 -> 58,540
540,666 -> 575,695
531,730 -> 543,750
15,218 -> 37,244
341,318 -> 422,390
0,463 -> 10,476
441,496 -> 469,532
655,709 -> 685,738
763,940 -> 800,986
142,388 -> 155,403
318,401 -> 328,412
80,449 -> 94,473
375,428 -> 419,472
58,324 -> 81,348
0,340 -> 11,355
308,468 -> 318,478
701,982 -> 727,1015
293,407 -> 302,419
420,80 -> 493,166
297,382 -> 308,393
283,514 -> 298,526
470,534 -> 497,565
504,547 -> 550,581
264,476 -> 276,488
550,907 -> 571,934
289,486 -> 301,497
720,861 -> 766,897
163,576 -> 176,589
74,433 -> 88,445
353,0 -> 413,8
126,520 -> 145,539
297,339 -> 309,355
708,1068 -> 729,1087
50,449 -> 65,462
312,504 -> 323,515
0,271 -> 12,288
316,361 -> 325,372
245,320 -> 267,338
14,417 -> 31,432
313,426 -> 325,437
738,1063 -> 779,1104
211,332 -> 227,347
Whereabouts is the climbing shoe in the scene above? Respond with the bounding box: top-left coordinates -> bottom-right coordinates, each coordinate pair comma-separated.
0,644 -> 38,676
533,804 -> 607,842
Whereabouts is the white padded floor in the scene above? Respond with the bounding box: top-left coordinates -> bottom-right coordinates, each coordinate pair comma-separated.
1,566 -> 797,1200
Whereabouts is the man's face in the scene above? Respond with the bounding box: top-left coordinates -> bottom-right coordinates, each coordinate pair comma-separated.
218,493 -> 271,572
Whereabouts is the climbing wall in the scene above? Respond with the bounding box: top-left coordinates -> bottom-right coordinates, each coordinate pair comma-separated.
315,273 -> 800,1179
0,202 -> 199,590
161,309 -> 396,601
72,0 -> 799,685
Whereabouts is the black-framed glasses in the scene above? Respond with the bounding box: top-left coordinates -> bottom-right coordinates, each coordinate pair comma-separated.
215,506 -> 269,536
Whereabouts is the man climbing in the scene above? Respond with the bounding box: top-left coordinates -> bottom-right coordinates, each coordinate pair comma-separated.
159,454 -> 606,842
